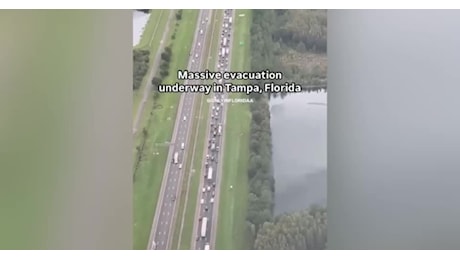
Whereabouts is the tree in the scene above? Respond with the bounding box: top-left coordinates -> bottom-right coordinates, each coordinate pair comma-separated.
161,51 -> 171,62
176,10 -> 182,20
254,207 -> 327,249
151,77 -> 162,87
296,41 -> 307,53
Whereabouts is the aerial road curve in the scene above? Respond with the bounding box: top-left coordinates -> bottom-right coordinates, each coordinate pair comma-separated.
148,9 -> 213,250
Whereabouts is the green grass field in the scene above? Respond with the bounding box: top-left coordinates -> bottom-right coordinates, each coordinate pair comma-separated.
171,9 -> 223,250
132,10 -> 174,168
133,10 -> 171,118
216,9 -> 253,250
133,9 -> 199,250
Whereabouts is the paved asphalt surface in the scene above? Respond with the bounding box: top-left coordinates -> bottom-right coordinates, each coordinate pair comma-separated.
148,9 -> 213,250
193,9 -> 235,250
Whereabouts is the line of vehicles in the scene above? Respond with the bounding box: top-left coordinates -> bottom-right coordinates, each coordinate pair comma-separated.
195,9 -> 234,250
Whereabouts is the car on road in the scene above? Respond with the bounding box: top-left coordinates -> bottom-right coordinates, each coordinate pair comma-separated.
183,116 -> 187,121
205,206 -> 208,211
181,142 -> 185,149
212,182 -> 216,188
202,187 -> 206,193
195,53 -> 199,58
212,191 -> 215,197
179,163 -> 182,169
207,186 -> 211,191
201,198 -> 204,204
210,198 -> 214,203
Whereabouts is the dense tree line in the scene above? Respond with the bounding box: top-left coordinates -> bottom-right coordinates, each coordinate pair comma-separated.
244,11 -> 278,247
250,10 -> 327,93
244,10 -> 327,249
246,97 -> 275,238
133,49 -> 150,90
272,10 -> 326,53
151,45 -> 173,100
254,207 -> 327,250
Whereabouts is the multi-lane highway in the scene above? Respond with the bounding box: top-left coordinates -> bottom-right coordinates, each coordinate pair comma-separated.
148,9 -> 213,250
192,9 -> 236,250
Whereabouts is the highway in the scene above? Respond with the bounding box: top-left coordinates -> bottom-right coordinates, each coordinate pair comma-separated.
192,9 -> 236,250
148,9 -> 213,250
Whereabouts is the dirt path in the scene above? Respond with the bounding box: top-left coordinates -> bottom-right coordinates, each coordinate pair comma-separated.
133,10 -> 174,134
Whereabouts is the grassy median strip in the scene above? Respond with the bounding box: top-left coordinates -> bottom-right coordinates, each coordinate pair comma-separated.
133,9 -> 199,250
216,9 -> 252,250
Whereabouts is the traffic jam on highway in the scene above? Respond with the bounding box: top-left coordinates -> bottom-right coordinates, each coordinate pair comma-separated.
195,9 -> 234,250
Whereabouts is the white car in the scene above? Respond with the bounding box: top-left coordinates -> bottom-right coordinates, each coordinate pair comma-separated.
202,187 -> 206,193
210,198 -> 214,203
181,142 -> 185,150
195,53 -> 198,58
201,198 -> 204,204
179,164 -> 182,169
183,116 -> 187,121
207,186 -> 211,191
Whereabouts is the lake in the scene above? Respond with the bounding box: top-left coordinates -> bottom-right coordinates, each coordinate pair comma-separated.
270,90 -> 327,215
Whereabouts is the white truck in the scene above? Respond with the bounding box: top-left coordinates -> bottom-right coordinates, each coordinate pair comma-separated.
173,152 -> 179,164
226,47 -> 229,55
221,47 -> 225,57
201,217 -> 208,238
207,167 -> 213,180
218,125 -> 222,135
223,37 -> 227,47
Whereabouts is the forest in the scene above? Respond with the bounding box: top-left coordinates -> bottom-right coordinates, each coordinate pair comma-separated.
250,10 -> 327,99
244,10 -> 327,250
254,207 -> 327,250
